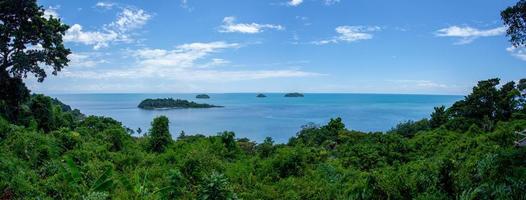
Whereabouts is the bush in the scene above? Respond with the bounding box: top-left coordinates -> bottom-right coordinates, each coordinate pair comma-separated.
103,127 -> 129,152
3,130 -> 59,167
51,128 -> 81,152
29,94 -> 55,132
0,117 -> 11,140
148,116 -> 172,153
199,171 -> 237,200
389,119 -> 430,138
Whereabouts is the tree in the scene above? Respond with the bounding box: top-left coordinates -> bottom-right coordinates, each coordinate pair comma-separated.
219,131 -> 238,158
325,117 -> 345,133
430,106 -> 448,128
502,0 -> 526,47
446,79 -> 523,131
448,79 -> 500,121
104,128 -> 129,152
257,137 -> 275,158
0,0 -> 71,121
495,81 -> 520,121
148,116 -> 172,153
389,119 -> 430,138
30,94 -> 55,132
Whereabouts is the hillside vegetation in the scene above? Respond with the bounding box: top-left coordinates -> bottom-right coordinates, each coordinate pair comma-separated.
0,78 -> 525,199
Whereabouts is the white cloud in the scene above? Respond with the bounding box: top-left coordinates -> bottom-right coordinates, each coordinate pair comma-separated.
109,8 -> 151,32
219,16 -> 284,34
336,26 -> 380,42
63,68 -> 321,82
435,26 -> 506,45
312,25 -> 380,45
64,24 -> 119,50
288,0 -> 303,6
68,53 -> 108,68
284,0 -> 339,7
43,6 -> 60,19
95,2 -> 115,9
132,41 -> 240,69
506,46 -> 526,61
61,41 -> 321,82
64,7 -> 151,49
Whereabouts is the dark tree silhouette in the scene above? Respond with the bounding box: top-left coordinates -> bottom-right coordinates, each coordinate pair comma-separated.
502,0 -> 526,47
0,0 -> 71,121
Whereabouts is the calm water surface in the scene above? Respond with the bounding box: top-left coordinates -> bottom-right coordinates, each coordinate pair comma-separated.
50,93 -> 462,143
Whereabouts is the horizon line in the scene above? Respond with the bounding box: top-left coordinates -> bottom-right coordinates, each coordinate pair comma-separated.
43,91 -> 465,96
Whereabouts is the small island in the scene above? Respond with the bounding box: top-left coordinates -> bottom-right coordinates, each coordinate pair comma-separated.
284,92 -> 304,97
256,93 -> 267,98
196,94 -> 210,99
138,98 -> 222,109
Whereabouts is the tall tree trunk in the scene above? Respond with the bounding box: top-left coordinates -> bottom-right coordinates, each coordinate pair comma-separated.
0,69 -> 30,122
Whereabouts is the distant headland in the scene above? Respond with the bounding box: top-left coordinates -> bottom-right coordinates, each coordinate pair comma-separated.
196,94 -> 210,99
256,93 -> 267,98
284,92 -> 304,97
138,98 -> 222,109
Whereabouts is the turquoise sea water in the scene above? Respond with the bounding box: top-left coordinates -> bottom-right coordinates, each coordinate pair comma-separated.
51,93 -> 462,143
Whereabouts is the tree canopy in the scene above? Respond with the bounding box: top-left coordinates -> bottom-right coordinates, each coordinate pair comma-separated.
0,0 -> 70,81
0,0 -> 70,122
502,0 -> 526,47
148,115 -> 172,153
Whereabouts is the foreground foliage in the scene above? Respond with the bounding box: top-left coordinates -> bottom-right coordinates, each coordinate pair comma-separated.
0,78 -> 525,199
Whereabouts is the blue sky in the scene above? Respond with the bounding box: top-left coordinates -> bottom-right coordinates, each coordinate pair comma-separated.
30,0 -> 526,94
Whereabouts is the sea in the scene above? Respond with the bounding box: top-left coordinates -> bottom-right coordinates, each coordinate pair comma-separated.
50,93 -> 462,143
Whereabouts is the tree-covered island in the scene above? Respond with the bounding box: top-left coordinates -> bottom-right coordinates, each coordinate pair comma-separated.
138,98 -> 222,109
196,94 -> 211,99
284,92 -> 304,97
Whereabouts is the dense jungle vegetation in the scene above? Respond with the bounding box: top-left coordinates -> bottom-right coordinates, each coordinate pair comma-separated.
1,79 -> 526,199
1,0 -> 526,199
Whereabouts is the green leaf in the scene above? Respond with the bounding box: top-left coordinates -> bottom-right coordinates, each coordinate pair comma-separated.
65,157 -> 81,183
91,168 -> 113,192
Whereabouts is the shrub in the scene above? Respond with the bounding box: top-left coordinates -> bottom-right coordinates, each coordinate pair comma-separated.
148,116 -> 172,153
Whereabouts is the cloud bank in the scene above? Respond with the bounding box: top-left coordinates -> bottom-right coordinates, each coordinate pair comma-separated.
64,7 -> 152,49
435,26 -> 506,44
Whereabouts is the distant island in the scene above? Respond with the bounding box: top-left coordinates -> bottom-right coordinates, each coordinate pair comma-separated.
284,92 -> 304,97
196,94 -> 210,99
138,98 -> 221,109
256,93 -> 267,98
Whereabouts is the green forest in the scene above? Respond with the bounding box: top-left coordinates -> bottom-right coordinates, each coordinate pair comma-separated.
2,78 -> 526,199
1,0 -> 526,199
